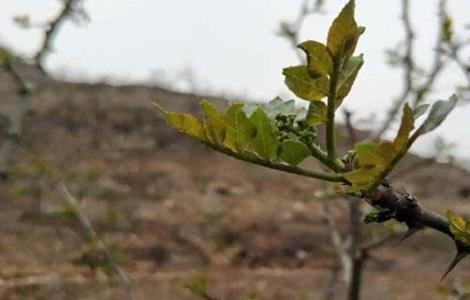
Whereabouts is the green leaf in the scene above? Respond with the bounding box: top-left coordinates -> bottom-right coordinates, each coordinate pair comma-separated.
336,54 -> 364,100
223,103 -> 256,152
298,40 -> 333,77
447,211 -> 470,246
283,66 -> 330,101
279,140 -> 311,166
327,0 -> 361,59
200,100 -> 226,144
417,95 -> 458,135
305,101 -> 327,125
154,103 -> 206,141
250,107 -> 279,160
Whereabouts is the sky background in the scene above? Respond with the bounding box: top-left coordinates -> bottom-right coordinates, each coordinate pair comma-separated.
0,0 -> 469,159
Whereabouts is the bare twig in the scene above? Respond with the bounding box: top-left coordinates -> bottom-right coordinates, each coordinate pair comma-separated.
34,0 -> 83,72
375,0 -> 450,139
373,0 -> 415,140
60,183 -> 137,300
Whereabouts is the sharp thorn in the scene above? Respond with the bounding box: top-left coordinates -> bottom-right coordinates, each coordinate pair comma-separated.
393,226 -> 422,247
440,248 -> 470,281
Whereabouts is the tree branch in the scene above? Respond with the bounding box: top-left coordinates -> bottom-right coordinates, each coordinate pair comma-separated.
205,142 -> 346,183
34,0 -> 82,72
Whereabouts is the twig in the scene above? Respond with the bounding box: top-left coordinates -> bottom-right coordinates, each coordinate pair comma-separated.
34,0 -> 82,72
374,0 -> 415,140
205,142 -> 346,183
59,183 -> 137,300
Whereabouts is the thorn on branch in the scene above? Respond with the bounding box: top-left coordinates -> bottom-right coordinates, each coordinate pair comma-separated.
441,242 -> 470,281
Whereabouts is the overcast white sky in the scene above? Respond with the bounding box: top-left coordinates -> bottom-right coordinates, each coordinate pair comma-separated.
0,0 -> 469,159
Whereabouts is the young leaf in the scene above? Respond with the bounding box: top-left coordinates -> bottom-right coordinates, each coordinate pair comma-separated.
345,104 -> 416,190
154,103 -> 206,141
327,0 -> 361,59
298,40 -> 333,77
417,95 -> 458,135
200,100 -> 226,144
447,211 -> 470,246
279,140 -> 311,166
336,54 -> 364,100
393,103 -> 415,150
283,66 -> 330,101
250,107 -> 279,160
224,103 -> 256,152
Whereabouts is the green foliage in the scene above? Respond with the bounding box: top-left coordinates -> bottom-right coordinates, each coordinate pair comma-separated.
155,0 -> 458,192
447,211 -> 470,246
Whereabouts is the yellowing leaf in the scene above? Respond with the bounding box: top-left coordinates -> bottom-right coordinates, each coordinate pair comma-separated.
447,211 -> 470,246
327,0 -> 361,59
250,107 -> 279,160
279,140 -> 311,166
393,104 -> 414,150
200,100 -> 226,144
336,54 -> 364,100
223,103 -> 256,152
298,40 -> 333,77
344,167 -> 380,189
283,66 -> 330,101
346,104 -> 417,191
154,103 -> 206,141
